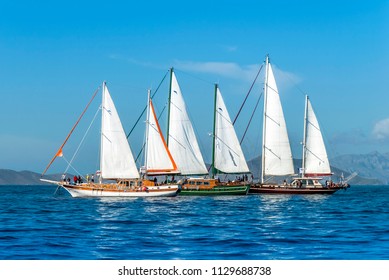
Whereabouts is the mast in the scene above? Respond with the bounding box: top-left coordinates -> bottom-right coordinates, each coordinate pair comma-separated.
211,83 -> 218,178
99,81 -> 106,183
144,89 -> 151,176
166,67 -> 174,147
261,55 -> 269,183
301,95 -> 309,178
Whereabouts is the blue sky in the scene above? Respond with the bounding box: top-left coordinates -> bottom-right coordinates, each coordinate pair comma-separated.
0,0 -> 388,173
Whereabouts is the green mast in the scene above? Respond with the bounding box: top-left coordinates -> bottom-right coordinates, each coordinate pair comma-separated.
166,67 -> 174,147
211,83 -> 218,178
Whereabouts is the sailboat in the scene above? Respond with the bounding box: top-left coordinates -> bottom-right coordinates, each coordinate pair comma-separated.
41,82 -> 179,197
249,56 -> 349,194
167,69 -> 250,195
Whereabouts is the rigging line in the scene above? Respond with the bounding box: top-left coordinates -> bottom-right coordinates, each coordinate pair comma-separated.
240,92 -> 262,145
273,57 -> 307,98
269,56 -> 308,100
61,155 -> 85,180
53,185 -> 62,196
126,70 -> 169,139
305,147 -> 326,164
262,175 -> 275,184
174,68 -> 214,85
290,77 -> 307,98
206,134 -> 244,175
216,108 -> 234,125
135,142 -> 146,165
307,119 -> 320,131
41,85 -> 101,176
214,135 -> 241,158
64,106 -> 101,174
233,63 -> 264,125
157,104 -> 167,121
264,146 -> 281,160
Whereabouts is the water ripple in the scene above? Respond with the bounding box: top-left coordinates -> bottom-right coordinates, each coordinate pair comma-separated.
0,185 -> 388,259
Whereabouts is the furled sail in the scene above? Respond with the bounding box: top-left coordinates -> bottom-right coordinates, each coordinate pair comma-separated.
262,60 -> 294,177
167,71 -> 208,175
214,87 -> 249,174
100,83 -> 140,179
145,95 -> 178,175
303,96 -> 331,176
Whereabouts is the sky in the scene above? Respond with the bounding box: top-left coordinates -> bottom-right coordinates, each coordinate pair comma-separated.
0,0 -> 388,173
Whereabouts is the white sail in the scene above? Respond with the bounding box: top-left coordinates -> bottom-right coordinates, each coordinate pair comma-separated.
262,59 -> 294,177
168,72 -> 208,175
145,95 -> 178,175
100,83 -> 140,179
303,96 -> 331,176
214,87 -> 249,174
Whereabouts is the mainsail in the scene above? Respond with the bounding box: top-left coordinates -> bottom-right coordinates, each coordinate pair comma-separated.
167,71 -> 208,175
261,56 -> 294,180
214,86 -> 250,174
100,82 -> 140,179
145,92 -> 178,175
302,96 -> 331,176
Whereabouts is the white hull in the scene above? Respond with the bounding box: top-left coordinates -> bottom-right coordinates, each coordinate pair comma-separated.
61,183 -> 179,198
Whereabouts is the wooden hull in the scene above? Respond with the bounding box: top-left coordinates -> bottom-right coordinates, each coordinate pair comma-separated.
180,184 -> 249,196
61,183 -> 179,197
249,185 -> 341,195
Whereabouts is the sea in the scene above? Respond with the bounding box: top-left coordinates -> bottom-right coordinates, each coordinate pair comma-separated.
0,185 -> 388,260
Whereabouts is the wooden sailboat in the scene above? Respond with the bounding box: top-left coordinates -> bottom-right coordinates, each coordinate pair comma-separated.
41,82 -> 179,197
167,69 -> 250,195
250,56 -> 349,194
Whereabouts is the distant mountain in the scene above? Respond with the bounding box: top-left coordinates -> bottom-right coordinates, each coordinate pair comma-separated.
331,151 -> 389,185
0,169 -> 62,185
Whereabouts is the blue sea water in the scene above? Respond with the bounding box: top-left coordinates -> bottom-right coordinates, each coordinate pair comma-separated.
0,185 -> 388,260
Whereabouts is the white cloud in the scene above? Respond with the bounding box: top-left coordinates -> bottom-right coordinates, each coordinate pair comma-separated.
373,118 -> 389,140
223,45 -> 238,52
174,60 -> 303,89
108,54 -> 163,69
271,64 -> 303,92
173,60 -> 261,82
109,54 -> 302,90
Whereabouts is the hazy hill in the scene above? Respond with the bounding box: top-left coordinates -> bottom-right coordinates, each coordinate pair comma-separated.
331,151 -> 389,184
0,169 -> 62,185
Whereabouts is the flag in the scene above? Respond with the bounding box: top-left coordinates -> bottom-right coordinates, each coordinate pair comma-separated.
56,148 -> 63,157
